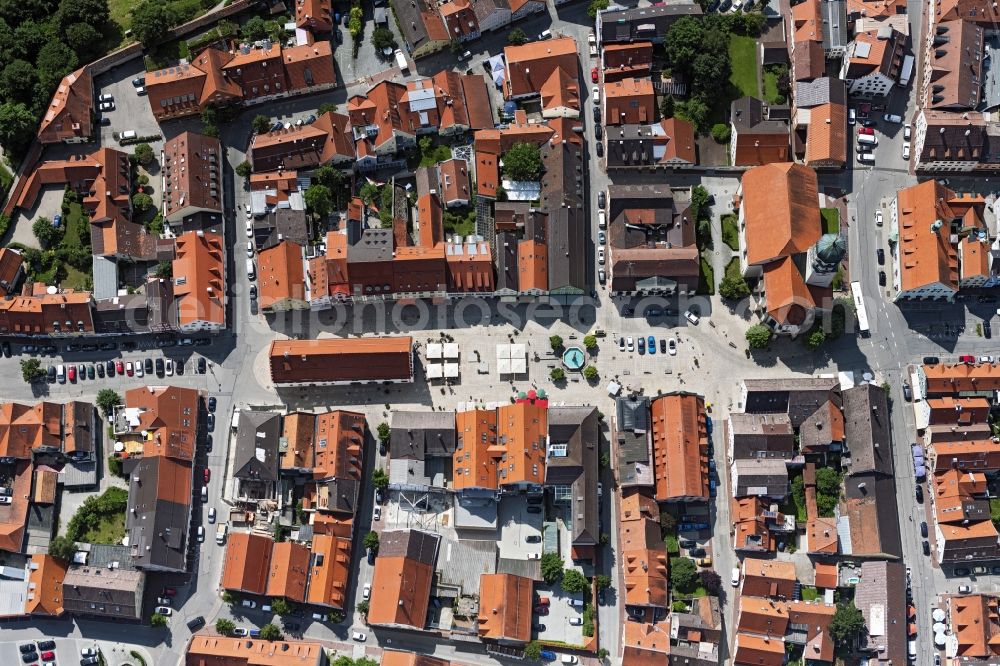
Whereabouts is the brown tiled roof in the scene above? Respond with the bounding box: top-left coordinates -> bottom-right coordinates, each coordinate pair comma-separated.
731,97 -> 790,166
477,573 -> 533,642
503,37 -> 579,99
258,241 -> 306,311
742,163 -> 822,266
162,132 -> 223,220
896,180 -> 960,294
124,385 -> 201,462
172,231 -> 225,328
38,66 -> 93,144
927,20 -> 983,110
368,530 -> 439,628
266,541 -> 310,602
0,292 -> 94,335
295,0 -> 334,32
923,363 -> 1000,393
221,532 -> 273,594
605,78 -> 655,126
306,533 -> 352,609
649,393 -> 708,501
445,240 -> 495,293
184,636 -> 326,666
281,412 -> 316,470
268,337 -> 413,384
438,158 -> 470,205
0,248 -> 23,297
804,102 -> 847,166
0,402 -> 62,459
381,652 -> 452,666
250,112 -> 354,171
496,402 -> 547,486
0,460 -> 30,552
762,256 -> 828,326
741,559 -> 797,598
951,594 -> 1000,657
603,42 -> 654,81
539,66 -> 580,114
33,468 -> 58,504
806,516 -> 839,554
24,554 -> 67,616
454,409 -> 499,490
283,41 -> 336,92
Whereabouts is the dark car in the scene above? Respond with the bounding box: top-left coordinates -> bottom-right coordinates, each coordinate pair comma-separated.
208,397 -> 217,412
533,623 -> 546,632
876,248 -> 885,265
923,356 -> 940,365
37,641 -> 55,651
1,342 -> 9,357
915,484 -> 924,503
955,567 -> 971,576
597,191 -> 606,209
689,547 -> 707,557
187,616 -> 206,631
206,434 -> 213,451
106,360 -> 116,376
18,644 -> 33,654
596,141 -> 603,157
902,381 -> 912,401
21,653 -> 38,664
527,505 -> 542,514
861,119 -> 877,128
155,358 -> 165,376
207,412 -> 215,429
920,521 -> 928,538
878,270 -> 886,286
922,540 -> 930,556
198,357 -> 207,373
87,365 -> 95,380
679,538 -> 697,549
144,358 -> 153,374
176,360 -> 184,375
534,606 -> 549,615
96,363 -> 105,378
595,124 -> 602,140
47,365 -> 57,382
660,339 -> 666,353
592,106 -> 600,123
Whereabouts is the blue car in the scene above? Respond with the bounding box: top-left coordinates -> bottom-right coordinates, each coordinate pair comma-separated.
647,335 -> 656,354
706,416 -> 714,435
52,214 -> 61,228
539,651 -> 557,661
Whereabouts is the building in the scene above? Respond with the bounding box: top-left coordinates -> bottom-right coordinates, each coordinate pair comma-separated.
368,530 -> 440,629
605,119 -> 698,170
249,112 -> 355,172
727,413 -> 795,461
615,395 -> 653,488
738,163 -> 843,337
602,42 -> 654,82
389,0 -> 450,58
295,0 -> 334,33
0,248 -> 24,298
38,66 -> 94,144
62,564 -> 145,621
268,337 -> 414,386
24,554 -> 68,617
126,455 -> 193,572
257,241 -> 308,312
185,636 -> 328,666
221,532 -> 273,595
162,132 -> 223,223
604,78 -> 656,126
598,3 -> 703,43
669,597 -> 723,666
840,28 -> 906,97
620,493 -> 669,611
948,594 -> 1000,658
503,38 -> 579,101
232,412 -> 282,501
305,533 -> 353,608
650,393 -> 709,503
477,573 -> 533,644
732,458 -> 789,499
913,110 -> 1000,173
0,291 -> 95,336
854,561 -> 908,666
546,406 -> 600,559
172,231 -> 225,332
730,97 -> 791,166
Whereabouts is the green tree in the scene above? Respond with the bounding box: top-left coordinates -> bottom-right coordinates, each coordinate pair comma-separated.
675,97 -> 710,133
242,16 -> 270,40
215,618 -> 236,635
672,600 -> 688,612
561,568 -> 589,593
235,161 -> 252,179
550,367 -> 566,381
690,185 -> 710,221
663,16 -> 703,75
583,334 -> 597,350
155,261 -> 172,278
0,60 -> 38,106
805,328 -> 827,350
549,335 -> 563,350
670,557 -> 699,593
259,623 -> 282,641
700,569 -> 723,595
791,475 -> 805,511
348,6 -> 363,38
359,182 -> 380,205
252,114 -> 271,135
66,22 -> 102,59
318,102 -> 337,115
35,41 -> 78,91
55,0 -> 110,32
96,389 -> 122,414
372,468 -> 389,491
304,184 -> 333,219
583,365 -> 599,381
133,143 -> 155,166
377,422 -> 391,442
33,218 -> 62,248
502,142 -> 543,181
711,123 -> 731,143
540,553 -> 564,584
372,26 -> 396,52
48,535 -> 77,561
21,357 -> 45,383
131,1 -> 178,48
132,192 -> 154,212
0,102 -> 37,157
745,324 -> 772,349
600,453 -> 611,468
507,28 -> 528,45
660,94 -> 675,119
816,468 -> 841,497
356,600 -> 370,615
588,0 -> 610,18
363,531 -> 380,552
598,648 -> 609,661
270,598 -> 293,616
150,612 -> 168,627
524,642 -> 542,660
719,274 -> 750,300
222,591 -> 235,604
595,574 -> 612,590
830,602 -> 866,642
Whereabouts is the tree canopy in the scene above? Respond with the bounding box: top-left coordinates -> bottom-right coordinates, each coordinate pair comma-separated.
502,143 -> 542,181
719,274 -> 750,300
507,28 -> 527,45
130,1 -> 177,48
745,324 -> 772,349
48,535 -> 77,561
215,618 -> 235,635
830,602 -> 866,641
304,184 -> 333,219
259,624 -> 282,641
133,143 -> 155,166
670,557 -> 699,593
561,569 -> 589,593
252,115 -> 271,135
96,389 -> 122,414
540,553 -> 564,584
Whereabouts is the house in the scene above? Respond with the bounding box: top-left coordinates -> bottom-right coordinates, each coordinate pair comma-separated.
503,38 -> 579,101
605,119 -> 698,170
914,110 -> 1000,173
620,493 -> 669,610
649,393 -> 709,503
843,384 -> 893,477
731,496 -> 793,553
546,406 -> 600,560
892,180 -> 987,301
162,132 -> 223,224
615,395 -> 653,488
172,231 -> 225,332
368,530 -> 440,629
949,594 -> 1000,658
249,112 -> 355,172
598,3 -> 703,43
184,636 -> 328,666
669,597 -> 723,666
792,78 -> 848,169
738,163 -> 843,337
389,0 -> 450,58
38,66 -> 93,144
732,459 -> 789,499
24,554 -> 68,617
392,411 -> 457,460
221,532 -> 273,595
232,411 -> 282,501
607,185 -> 699,296
477,573 -> 533,644
126,455 -> 193,572
257,241 -> 308,312
920,362 -> 1000,396
622,619 -> 671,666
453,409 -> 500,494
268,337 -> 414,386
924,20 -> 983,111
62,564 -> 145,621
840,28 -> 906,97
602,42 -> 654,82
855,561 -> 908,666
730,97 -> 790,166
306,533 -> 353,609
0,461 -> 31,553
295,0 -> 334,33
604,78 -> 656,126
0,292 -> 95,336
741,559 -> 797,598
735,596 -> 836,666
0,248 -> 25,298
727,413 -> 795,461
266,541 -> 310,602
440,0 -> 481,42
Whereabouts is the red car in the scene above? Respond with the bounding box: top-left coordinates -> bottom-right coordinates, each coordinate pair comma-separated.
41,653 -> 55,661
68,366 -> 76,382
534,606 -> 549,615
858,127 -> 874,136
960,354 -> 976,364
163,587 -> 177,596
115,360 -> 124,374
591,67 -> 598,83
204,468 -> 211,483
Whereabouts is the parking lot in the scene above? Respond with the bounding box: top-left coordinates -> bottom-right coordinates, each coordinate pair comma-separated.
3,638 -> 103,666
93,59 -> 163,147
497,495 -> 544,560
533,583 -> 586,647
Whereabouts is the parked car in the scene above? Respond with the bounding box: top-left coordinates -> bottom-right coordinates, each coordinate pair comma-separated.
731,567 -> 741,587
132,77 -> 145,87
526,535 -> 542,543
233,628 -> 249,637
922,540 -> 930,555
637,337 -> 645,355
659,339 -> 666,353
960,354 -> 977,364
875,211 -> 883,226
668,338 -> 677,355
877,248 -> 885,264
591,67 -> 598,82
352,631 -> 367,642
878,270 -> 886,286
689,547 -> 707,557
373,506 -> 381,521
241,599 -> 257,608
923,356 -> 940,365
858,126 -> 875,136
154,606 -> 172,615
363,583 -> 371,599
115,360 -> 124,375
98,101 -> 114,112
68,366 -> 76,382
884,113 -> 903,123
679,539 -> 697,548
208,397 -> 217,412
684,309 -> 700,325
902,381 -> 912,401
696,557 -> 712,567
208,507 -> 216,523
920,521 -> 928,538
915,484 -> 924,503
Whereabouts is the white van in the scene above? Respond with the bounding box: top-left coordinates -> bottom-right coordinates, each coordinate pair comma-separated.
246,258 -> 256,280
120,130 -> 137,141
908,640 -> 917,661
561,656 -> 579,665
394,49 -> 408,73
857,133 -> 878,146
598,210 -> 606,229
56,364 -> 65,383
858,152 -> 875,164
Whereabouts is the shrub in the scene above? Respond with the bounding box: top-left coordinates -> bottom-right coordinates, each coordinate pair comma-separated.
711,123 -> 731,143
550,367 -> 566,381
561,568 -> 589,593
549,335 -> 563,350
583,365 -> 599,381
746,324 -> 772,349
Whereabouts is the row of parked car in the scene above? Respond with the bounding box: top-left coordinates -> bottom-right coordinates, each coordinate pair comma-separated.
18,641 -> 99,666
47,356 -> 209,383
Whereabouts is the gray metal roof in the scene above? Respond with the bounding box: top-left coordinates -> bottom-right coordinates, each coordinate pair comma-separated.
843,384 -> 893,477
233,411 -> 282,482
92,256 -> 118,301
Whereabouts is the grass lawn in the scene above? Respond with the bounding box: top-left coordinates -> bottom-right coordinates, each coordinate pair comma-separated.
698,254 -> 715,295
728,36 -> 760,98
79,512 -> 126,545
762,70 -> 781,104
63,266 -> 91,291
65,203 -> 89,249
419,143 -> 453,168
443,208 -> 476,237
677,587 -> 709,600
721,214 -> 740,252
108,0 -> 133,31
801,587 -> 820,601
665,534 -> 680,555
725,257 -> 741,281
821,208 -> 840,234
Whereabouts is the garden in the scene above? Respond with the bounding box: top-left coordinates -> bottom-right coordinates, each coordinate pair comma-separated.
65,486 -> 128,545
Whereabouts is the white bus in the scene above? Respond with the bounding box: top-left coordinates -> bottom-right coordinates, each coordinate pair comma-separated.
898,55 -> 914,88
851,281 -> 871,336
